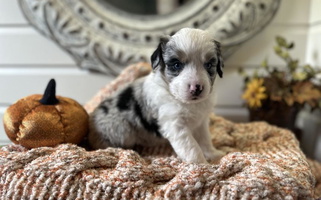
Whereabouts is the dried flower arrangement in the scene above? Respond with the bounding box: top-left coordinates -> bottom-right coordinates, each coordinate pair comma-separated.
239,36 -> 321,110
239,36 -> 321,137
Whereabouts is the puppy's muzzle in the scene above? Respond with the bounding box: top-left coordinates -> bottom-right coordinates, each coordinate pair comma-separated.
189,84 -> 203,97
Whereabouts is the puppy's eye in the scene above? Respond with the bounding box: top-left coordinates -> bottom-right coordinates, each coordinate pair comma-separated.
205,62 -> 213,69
205,58 -> 216,69
173,62 -> 183,71
167,59 -> 184,72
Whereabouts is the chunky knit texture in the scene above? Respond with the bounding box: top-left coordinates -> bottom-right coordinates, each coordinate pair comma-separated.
1,63 -> 320,199
84,62 -> 152,114
0,115 -> 320,199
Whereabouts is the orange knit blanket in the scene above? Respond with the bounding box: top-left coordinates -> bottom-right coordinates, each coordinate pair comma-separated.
0,115 -> 319,199
0,63 -> 320,199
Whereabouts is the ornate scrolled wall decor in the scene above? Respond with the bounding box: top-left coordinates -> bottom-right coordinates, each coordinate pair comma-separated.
19,0 -> 281,76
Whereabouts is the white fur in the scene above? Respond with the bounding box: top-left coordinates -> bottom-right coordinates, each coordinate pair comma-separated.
89,28 -> 225,164
143,72 -> 224,163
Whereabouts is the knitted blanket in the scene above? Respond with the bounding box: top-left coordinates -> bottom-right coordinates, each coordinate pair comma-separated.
1,63 -> 320,199
0,115 -> 320,199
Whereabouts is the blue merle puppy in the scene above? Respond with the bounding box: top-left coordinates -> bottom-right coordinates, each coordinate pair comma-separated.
89,28 -> 225,164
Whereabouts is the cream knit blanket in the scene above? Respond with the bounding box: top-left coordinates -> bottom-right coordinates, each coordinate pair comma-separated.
0,115 -> 319,199
1,63 -> 320,199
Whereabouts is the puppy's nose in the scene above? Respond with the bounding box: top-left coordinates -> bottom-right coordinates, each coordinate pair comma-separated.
189,84 -> 203,96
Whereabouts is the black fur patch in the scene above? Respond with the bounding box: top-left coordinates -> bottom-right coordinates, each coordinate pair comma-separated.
134,101 -> 162,138
151,43 -> 163,69
214,40 -> 224,78
98,104 -> 109,115
151,37 -> 168,70
217,58 -> 223,78
116,86 -> 161,137
117,87 -> 134,111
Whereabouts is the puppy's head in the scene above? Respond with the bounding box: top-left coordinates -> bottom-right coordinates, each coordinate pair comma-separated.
151,28 -> 224,103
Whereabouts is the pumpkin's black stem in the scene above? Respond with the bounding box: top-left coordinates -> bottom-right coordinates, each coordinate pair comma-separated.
39,79 -> 59,105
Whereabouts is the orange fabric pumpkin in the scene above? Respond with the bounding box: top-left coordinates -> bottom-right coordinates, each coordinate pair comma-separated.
3,79 -> 89,148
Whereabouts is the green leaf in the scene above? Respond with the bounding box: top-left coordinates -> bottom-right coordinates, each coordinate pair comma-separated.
303,64 -> 315,74
287,42 -> 294,49
253,70 -> 259,78
281,51 -> 290,59
261,59 -> 268,68
304,64 -> 313,70
237,67 -> 243,73
276,36 -> 287,47
288,60 -> 299,72
274,46 -> 282,55
238,67 -> 246,76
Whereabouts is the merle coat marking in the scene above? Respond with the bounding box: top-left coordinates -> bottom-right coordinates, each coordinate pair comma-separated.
89,28 -> 225,163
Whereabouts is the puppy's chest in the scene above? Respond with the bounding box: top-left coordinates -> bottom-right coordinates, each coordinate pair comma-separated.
156,101 -> 209,128
179,107 -> 208,126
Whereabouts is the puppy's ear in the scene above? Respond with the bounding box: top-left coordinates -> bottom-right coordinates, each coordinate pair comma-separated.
151,37 -> 169,70
214,40 -> 224,78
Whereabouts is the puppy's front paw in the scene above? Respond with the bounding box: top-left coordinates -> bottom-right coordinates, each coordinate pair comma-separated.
204,149 -> 226,162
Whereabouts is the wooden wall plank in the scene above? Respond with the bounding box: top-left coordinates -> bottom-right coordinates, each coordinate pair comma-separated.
214,68 -> 244,107
0,27 -> 75,65
0,0 -> 28,25
225,25 -> 309,67
272,0 -> 311,25
0,67 -> 113,105
309,0 -> 321,24
214,107 -> 248,122
306,24 -> 321,66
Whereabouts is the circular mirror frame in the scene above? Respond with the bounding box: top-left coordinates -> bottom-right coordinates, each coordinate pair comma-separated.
19,0 -> 281,76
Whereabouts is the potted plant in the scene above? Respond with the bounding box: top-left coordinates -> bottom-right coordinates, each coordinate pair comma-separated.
239,36 -> 321,140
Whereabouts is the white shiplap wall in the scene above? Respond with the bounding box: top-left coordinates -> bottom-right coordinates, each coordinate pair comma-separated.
0,0 -> 320,161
